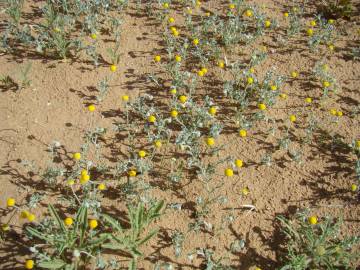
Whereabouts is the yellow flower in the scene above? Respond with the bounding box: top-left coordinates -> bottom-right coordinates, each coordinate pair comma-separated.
154,140 -> 162,148
122,95 -> 129,102
25,259 -> 35,269
264,20 -> 271,28
80,174 -> 90,184
20,210 -> 30,219
201,67 -> 208,74
307,28 -> 314,36
175,55 -> 182,62
279,93 -> 288,99
170,110 -> 178,118
255,267 -> 262,270
90,33 -> 97,40
305,97 -> 312,103
258,103 -> 266,110
163,2 -> 169,8
138,150 -> 147,158
291,71 -> 298,78
308,216 -> 318,225
244,9 -> 253,17
351,184 -> 358,192
110,65 -> 117,72
239,129 -> 247,137
196,0 -> 201,6
89,219 -> 98,229
172,30 -> 179,37
322,64 -> 329,71
218,60 -> 225,68
336,111 -> 343,117
27,213 -> 36,222
67,179 -> 75,186
154,55 -> 161,62
229,4 -> 235,9
249,68 -> 255,74
270,85 -> 277,91
206,137 -> 215,146
329,109 -> 337,116
64,217 -> 73,226
241,187 -> 250,196
355,140 -> 360,148
310,20 -> 316,26
328,44 -> 334,51
208,106 -> 217,116
170,88 -> 177,95
283,12 -> 289,17
186,7 -> 193,15
205,12 -> 211,17
88,104 -> 95,112
53,27 -> 61,33
192,38 -> 199,46
170,26 -> 177,33
235,159 -> 243,168
2,224 -> 10,231
81,169 -> 88,176
6,198 -> 15,207
128,170 -> 137,177
289,114 -> 296,122
148,115 -> 157,123
179,95 -> 187,103
197,70 -> 204,77
168,17 -> 175,23
97,183 -> 106,191
328,19 -> 335,24
225,168 -> 234,177
247,77 -> 254,85
322,81 -> 330,88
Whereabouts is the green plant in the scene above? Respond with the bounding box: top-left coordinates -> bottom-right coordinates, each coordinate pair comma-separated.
277,210 -> 360,270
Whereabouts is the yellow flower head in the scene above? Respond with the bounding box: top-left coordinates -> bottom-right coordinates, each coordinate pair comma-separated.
148,115 -> 157,123
351,184 -> 358,192
154,55 -> 161,62
6,198 -> 15,207
289,114 -> 296,122
122,95 -> 129,102
90,33 -> 97,40
291,71 -> 298,78
170,110 -> 178,118
175,55 -> 182,62
208,106 -> 217,116
170,88 -> 177,95
229,4 -> 235,9
270,85 -> 277,91
247,77 -> 254,85
138,150 -> 147,158
97,183 -> 106,191
329,109 -> 337,116
163,2 -> 169,8
328,19 -> 335,24
25,259 -> 35,270
192,38 -> 199,46
154,140 -> 162,148
336,111 -> 343,117
279,93 -> 288,99
206,137 -> 215,146
168,17 -> 175,23
218,60 -> 225,68
27,213 -> 36,222
67,179 -> 75,186
307,28 -> 314,36
89,219 -> 98,229
239,129 -> 247,137
128,169 -> 137,177
264,20 -> 271,28
258,103 -> 266,110
305,97 -> 312,103
283,12 -> 289,17
225,168 -> 234,177
310,20 -> 316,26
242,187 -> 250,196
88,104 -> 95,112
201,67 -> 208,74
80,174 -> 90,184
20,210 -> 30,219
110,65 -> 117,72
235,159 -> 243,168
197,70 -> 204,77
308,216 -> 318,225
64,217 -> 73,226
244,9 -> 253,17
179,95 -> 187,103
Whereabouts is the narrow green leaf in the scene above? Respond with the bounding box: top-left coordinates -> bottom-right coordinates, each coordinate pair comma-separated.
48,204 -> 66,232
38,259 -> 66,269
